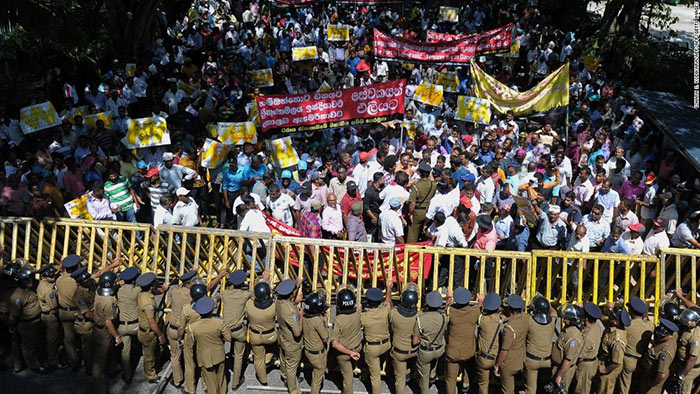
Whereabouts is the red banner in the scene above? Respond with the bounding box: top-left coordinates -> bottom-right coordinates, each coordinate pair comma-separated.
264,213 -> 433,282
256,79 -> 405,133
374,24 -> 512,64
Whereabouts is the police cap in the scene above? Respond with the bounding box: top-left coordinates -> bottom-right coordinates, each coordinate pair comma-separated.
62,254 -> 82,269
180,270 -> 198,283
418,162 -> 432,173
70,266 -> 88,281
453,287 -> 472,306
483,293 -> 501,312
583,302 -> 602,320
626,296 -> 648,315
135,272 -> 156,288
426,291 -> 443,309
366,287 -> 383,303
507,294 -> 525,310
276,279 -> 295,296
228,270 -> 247,286
194,297 -> 215,315
37,264 -> 57,277
120,266 -> 139,281
658,317 -> 679,334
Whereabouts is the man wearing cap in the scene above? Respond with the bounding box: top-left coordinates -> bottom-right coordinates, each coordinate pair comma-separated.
493,294 -> 529,394
551,305 -> 584,391
622,222 -> 645,254
136,272 -> 168,383
637,172 -> 658,230
221,270 -> 252,389
641,318 -> 679,394
598,307 -> 630,394
72,267 -> 96,375
275,277 -> 303,394
331,286 -> 362,394
380,197 -> 405,244
143,167 -> 175,217
346,201 -> 367,242
473,214 -> 497,251
412,290 -> 447,394
618,296 -> 654,394
476,293 -> 502,394
524,297 -> 557,394
407,161 -> 437,243
275,169 -> 301,198
443,287 -> 479,394
36,264 -> 64,369
642,217 -> 670,256
173,187 -> 200,227
671,211 -> 700,249
166,270 -> 201,389
117,266 -> 140,383
328,164 -> 354,203
56,254 -> 83,369
573,303 -> 603,394
339,180 -> 362,220
189,297 -> 232,394
8,264 -> 46,374
362,281 -> 393,394
300,200 -> 323,239
159,151 -> 197,190
531,203 -> 567,249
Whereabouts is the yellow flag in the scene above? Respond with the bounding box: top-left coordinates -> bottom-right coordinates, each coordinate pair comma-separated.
200,138 -> 232,169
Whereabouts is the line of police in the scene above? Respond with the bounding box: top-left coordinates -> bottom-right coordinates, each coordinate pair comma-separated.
1,254 -> 700,394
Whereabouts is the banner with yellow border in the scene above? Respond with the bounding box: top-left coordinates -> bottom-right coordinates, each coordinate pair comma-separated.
84,112 -> 113,129
200,138 -> 232,169
438,6 -> 459,23
122,117 -> 171,148
292,46 -> 318,61
217,122 -> 257,145
327,24 -> 350,41
248,69 -> 274,87
19,102 -> 61,134
455,96 -> 492,124
65,194 -> 93,220
413,81 -> 443,107
269,136 -> 299,168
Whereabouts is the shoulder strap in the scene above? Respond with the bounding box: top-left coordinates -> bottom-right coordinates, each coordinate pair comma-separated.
416,181 -> 436,207
428,313 -> 446,347
487,317 -> 503,354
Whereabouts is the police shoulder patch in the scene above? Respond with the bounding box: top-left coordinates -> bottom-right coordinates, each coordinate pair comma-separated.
49,293 -> 55,299
569,340 -> 577,348
15,298 -> 21,305
614,345 -> 621,352
292,315 -> 299,322
693,341 -> 699,348
660,353 -> 668,361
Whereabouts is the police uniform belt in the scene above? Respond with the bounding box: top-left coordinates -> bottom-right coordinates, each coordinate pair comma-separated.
393,345 -> 418,354
579,357 -> 597,363
479,351 -> 496,360
139,327 -> 152,332
21,315 -> 40,323
420,343 -> 443,352
119,319 -> 138,325
230,324 -> 244,332
95,323 -> 106,330
526,352 -> 551,361
624,353 -> 641,360
169,323 -> 178,330
59,305 -> 78,311
367,338 -> 390,346
307,346 -> 326,355
250,327 -> 275,335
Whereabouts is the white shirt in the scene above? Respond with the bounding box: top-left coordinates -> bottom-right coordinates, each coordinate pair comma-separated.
162,89 -> 186,114
426,188 -> 460,220
353,163 -> 370,197
266,193 -> 295,226
239,209 -> 271,234
621,231 -> 644,254
433,216 -> 467,247
643,230 -> 670,256
379,209 -> 404,244
567,235 -> 590,253
233,193 -> 264,213
595,189 -> 620,224
379,184 -> 410,213
476,176 -> 495,204
321,204 -> 344,234
153,205 -> 174,228
173,197 -> 199,226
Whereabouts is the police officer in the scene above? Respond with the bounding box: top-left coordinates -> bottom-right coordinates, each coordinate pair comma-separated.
179,283 -> 207,394
551,304 -> 584,391
0,261 -> 21,370
9,264 -> 46,374
641,318 -> 679,394
303,291 -> 329,394
36,264 -> 64,369
494,294 -> 529,394
56,254 -> 82,369
166,270 -> 198,389
444,287 -> 479,394
93,271 -> 121,394
136,272 -> 166,383
675,307 -> 700,394
413,290 -> 447,394
71,266 -> 95,375
189,297 -> 232,394
117,266 -> 140,384
361,282 -> 393,394
275,277 -> 303,394
331,287 -> 362,394
574,302 -> 603,394
407,161 -> 436,243
663,301 -> 682,323
389,284 -> 419,394
598,306 -> 630,394
618,296 -> 654,394
247,278 -> 278,385
524,296 -> 556,394
476,292 -> 502,394
222,269 -> 252,390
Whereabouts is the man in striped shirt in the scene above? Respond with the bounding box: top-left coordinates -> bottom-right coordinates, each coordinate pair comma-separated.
142,167 -> 175,220
105,167 -> 140,222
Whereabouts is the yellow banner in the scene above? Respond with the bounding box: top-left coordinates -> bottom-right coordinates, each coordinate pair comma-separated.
583,56 -> 600,72
246,101 -> 260,125
125,63 -> 137,77
317,81 -> 331,92
84,112 -> 113,129
436,71 -> 459,93
470,62 -> 569,115
217,122 -> 257,145
402,120 -> 420,139
64,194 -> 93,220
439,6 -> 459,23
200,138 -> 232,169
248,69 -> 274,87
19,102 -> 61,134
413,81 -> 443,107
269,136 -> 299,168
292,46 -> 318,61
122,117 -> 171,148
455,96 -> 492,125
327,24 -> 350,41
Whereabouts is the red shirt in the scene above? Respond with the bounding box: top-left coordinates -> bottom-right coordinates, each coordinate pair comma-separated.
340,192 -> 362,217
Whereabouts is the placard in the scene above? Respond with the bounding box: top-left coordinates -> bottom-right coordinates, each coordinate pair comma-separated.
413,81 -> 444,107
269,136 -> 300,168
19,102 -> 61,134
248,69 -> 274,87
217,122 -> 257,145
327,24 -> 351,41
122,117 -> 171,148
436,71 -> 459,93
438,7 -> 459,23
200,138 -> 232,169
292,46 -> 318,61
455,96 -> 492,124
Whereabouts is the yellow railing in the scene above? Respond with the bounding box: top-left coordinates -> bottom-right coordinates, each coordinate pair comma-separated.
660,247 -> 699,305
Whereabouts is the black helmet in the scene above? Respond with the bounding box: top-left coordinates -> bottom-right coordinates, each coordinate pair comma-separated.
98,271 -> 118,288
336,288 -> 356,313
561,304 -> 584,329
2,261 -> 22,279
531,296 -> 552,325
97,286 -> 116,297
303,292 -> 327,316
662,302 -> 681,322
15,265 -> 36,282
680,307 -> 700,328
254,282 -> 273,309
400,288 -> 419,310
190,284 -> 207,301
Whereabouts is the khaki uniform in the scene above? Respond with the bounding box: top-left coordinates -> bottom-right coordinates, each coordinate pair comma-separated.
574,322 -> 602,394
598,327 -> 627,394
223,288 -> 252,388
303,314 -> 329,394
137,291 -> 158,381
389,308 -> 418,394
407,178 -> 436,243
551,325 -> 583,391
476,313 -> 502,394
676,327 -> 700,394
9,286 -> 42,370
117,283 -> 140,382
499,312 -> 529,394
0,280 -> 15,342
413,310 -> 447,394
524,315 -> 556,394
332,309 -> 362,394
56,272 -> 79,368
181,303 -> 201,394
37,280 -> 60,367
641,336 -> 677,394
444,305 -> 479,394
73,284 -> 95,374
190,317 -> 232,394
276,298 -> 302,394
246,298 -> 278,384
618,317 -> 654,394
93,293 -> 117,394
362,303 -> 391,394
166,285 -> 190,386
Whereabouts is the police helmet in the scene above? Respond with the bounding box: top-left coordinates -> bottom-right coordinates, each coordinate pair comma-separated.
337,288 -> 356,313
303,292 -> 327,316
254,282 -> 273,309
680,307 -> 700,328
561,304 -> 584,327
400,288 -> 419,310
2,261 -> 22,279
190,284 -> 207,301
38,264 -> 57,278
662,302 -> 682,322
15,265 -> 36,282
98,271 -> 118,288
97,286 -> 116,297
531,296 -> 552,325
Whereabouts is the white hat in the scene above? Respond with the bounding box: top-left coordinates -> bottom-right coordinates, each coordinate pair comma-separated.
162,152 -> 174,161
548,205 -> 561,214
176,187 -> 190,196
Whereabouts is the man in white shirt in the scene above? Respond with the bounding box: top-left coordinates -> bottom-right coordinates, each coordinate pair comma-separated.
321,193 -> 344,238
430,211 -> 467,288
379,197 -> 404,244
173,188 -> 200,227
594,180 -> 620,224
572,167 -> 594,207
426,180 -> 460,220
353,152 -> 371,197
378,172 -> 410,213
643,218 -> 670,256
622,222 -> 645,254
266,184 -> 295,227
153,194 -> 175,228
476,166 -> 496,205
162,79 -> 186,115
159,152 -> 197,189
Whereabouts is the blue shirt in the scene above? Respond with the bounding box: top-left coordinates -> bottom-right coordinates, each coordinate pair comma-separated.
451,167 -> 468,190
274,179 -> 301,195
242,165 -> 268,189
601,235 -> 631,254
479,150 -> 495,165
221,168 -> 244,192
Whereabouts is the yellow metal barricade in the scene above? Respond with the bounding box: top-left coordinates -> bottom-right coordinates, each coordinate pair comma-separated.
660,248 -> 699,305
0,217 -> 34,264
